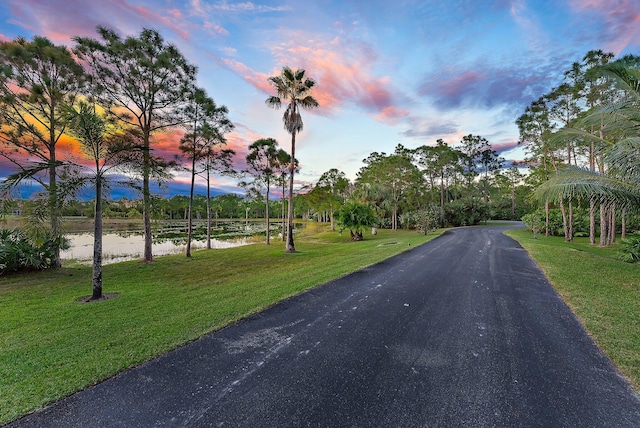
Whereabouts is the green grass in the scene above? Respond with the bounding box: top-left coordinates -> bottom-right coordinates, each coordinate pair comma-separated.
505,229 -> 640,391
0,225 -> 443,424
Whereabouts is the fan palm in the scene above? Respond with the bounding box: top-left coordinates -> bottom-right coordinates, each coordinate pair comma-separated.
266,67 -> 319,252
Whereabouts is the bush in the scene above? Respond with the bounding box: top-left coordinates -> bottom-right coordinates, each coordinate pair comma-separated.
400,204 -> 444,234
618,235 -> 640,263
443,198 -> 489,227
522,212 -> 544,238
336,202 -> 377,241
0,229 -> 62,275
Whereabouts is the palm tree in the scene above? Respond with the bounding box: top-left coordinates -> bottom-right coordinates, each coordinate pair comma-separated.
64,102 -> 129,299
266,67 -> 319,252
537,61 -> 640,242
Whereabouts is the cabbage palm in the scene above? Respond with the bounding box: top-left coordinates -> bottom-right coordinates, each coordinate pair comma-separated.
266,67 -> 319,252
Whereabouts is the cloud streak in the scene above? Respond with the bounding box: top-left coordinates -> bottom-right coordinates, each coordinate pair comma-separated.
4,0 -> 192,43
570,0 -> 640,54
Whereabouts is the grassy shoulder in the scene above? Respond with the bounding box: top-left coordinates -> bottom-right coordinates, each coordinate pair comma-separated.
504,229 -> 640,392
0,224 -> 443,424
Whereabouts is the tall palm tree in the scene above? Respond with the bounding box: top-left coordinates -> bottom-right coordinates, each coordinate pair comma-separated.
537,62 -> 640,226
265,67 -> 319,252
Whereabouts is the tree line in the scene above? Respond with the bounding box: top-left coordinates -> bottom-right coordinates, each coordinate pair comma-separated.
3,25 -> 639,297
0,28 -> 317,300
517,50 -> 640,250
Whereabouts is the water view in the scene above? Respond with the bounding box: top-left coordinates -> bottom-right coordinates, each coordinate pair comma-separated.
60,219 -> 281,264
60,233 -> 252,265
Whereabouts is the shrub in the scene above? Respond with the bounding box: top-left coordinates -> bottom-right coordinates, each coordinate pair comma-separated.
336,202 -> 377,241
522,212 -> 544,238
618,235 -> 640,263
400,204 -> 444,234
0,229 -> 63,275
443,198 -> 489,227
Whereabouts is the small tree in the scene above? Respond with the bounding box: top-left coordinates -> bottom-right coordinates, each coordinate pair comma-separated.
244,138 -> 279,245
336,202 -> 377,241
179,87 -> 233,257
64,101 -> 131,299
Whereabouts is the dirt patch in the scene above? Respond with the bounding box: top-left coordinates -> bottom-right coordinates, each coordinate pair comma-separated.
76,293 -> 120,303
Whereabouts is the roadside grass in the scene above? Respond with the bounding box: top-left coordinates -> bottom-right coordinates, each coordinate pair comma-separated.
505,229 -> 640,392
0,226 -> 443,424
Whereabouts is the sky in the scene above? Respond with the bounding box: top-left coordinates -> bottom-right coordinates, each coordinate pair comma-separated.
1,0 -> 639,199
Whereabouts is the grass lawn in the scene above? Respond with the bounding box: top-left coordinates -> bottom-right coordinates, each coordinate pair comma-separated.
505,229 -> 640,392
0,224 -> 443,424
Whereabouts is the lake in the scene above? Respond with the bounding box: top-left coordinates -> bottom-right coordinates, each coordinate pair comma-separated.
60,233 -> 253,265
59,219 -> 284,264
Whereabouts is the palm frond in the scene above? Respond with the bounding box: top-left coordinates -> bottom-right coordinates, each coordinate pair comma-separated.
536,167 -> 640,211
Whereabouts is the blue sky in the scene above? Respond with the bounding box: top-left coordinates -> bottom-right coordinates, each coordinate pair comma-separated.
1,0 -> 639,198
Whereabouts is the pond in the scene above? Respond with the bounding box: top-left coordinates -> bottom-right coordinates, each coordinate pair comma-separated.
60,219 -> 284,265
60,233 -> 253,265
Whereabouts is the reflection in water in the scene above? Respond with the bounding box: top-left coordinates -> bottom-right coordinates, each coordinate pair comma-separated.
61,233 -> 251,265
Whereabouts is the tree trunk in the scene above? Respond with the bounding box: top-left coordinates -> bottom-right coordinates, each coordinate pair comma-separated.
600,204 -> 608,246
545,201 -> 550,237
92,174 -> 103,300
206,169 -> 212,250
265,179 -> 271,245
511,184 -> 515,220
49,144 -> 62,268
142,133 -> 153,263
286,131 -> 296,253
568,200 -> 573,243
281,181 -> 286,241
330,207 -> 335,231
186,155 -> 196,257
589,200 -> 596,245
609,205 -> 616,244
560,200 -> 569,242
622,208 -> 627,241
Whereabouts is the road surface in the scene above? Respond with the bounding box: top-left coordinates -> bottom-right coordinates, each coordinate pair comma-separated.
10,225 -> 640,427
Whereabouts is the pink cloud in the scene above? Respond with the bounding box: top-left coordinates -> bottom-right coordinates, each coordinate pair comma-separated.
280,40 -> 399,117
375,106 -> 410,125
219,32 -> 407,124
4,0 -> 191,44
220,58 -> 273,94
571,0 -> 640,54
492,141 -> 520,154
204,21 -> 229,36
0,34 -> 10,42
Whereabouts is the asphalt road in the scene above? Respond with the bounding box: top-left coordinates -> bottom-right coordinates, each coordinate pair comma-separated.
10,225 -> 640,427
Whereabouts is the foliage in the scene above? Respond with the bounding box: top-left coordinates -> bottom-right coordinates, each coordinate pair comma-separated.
356,146 -> 423,231
400,204 -> 444,234
75,27 -> 197,263
305,168 -> 350,231
0,35 -> 88,268
179,87 -> 234,256
243,138 -> 280,245
0,229 -> 64,274
521,212 -> 545,239
442,198 -> 490,227
618,235 -> 640,263
335,202 -> 377,240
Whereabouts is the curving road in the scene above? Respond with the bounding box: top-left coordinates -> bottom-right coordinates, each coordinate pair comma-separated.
10,225 -> 640,427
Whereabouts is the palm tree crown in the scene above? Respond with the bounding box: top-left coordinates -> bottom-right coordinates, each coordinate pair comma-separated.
266,67 -> 319,134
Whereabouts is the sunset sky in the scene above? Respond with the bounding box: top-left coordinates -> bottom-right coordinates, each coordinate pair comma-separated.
1,0 -> 639,198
